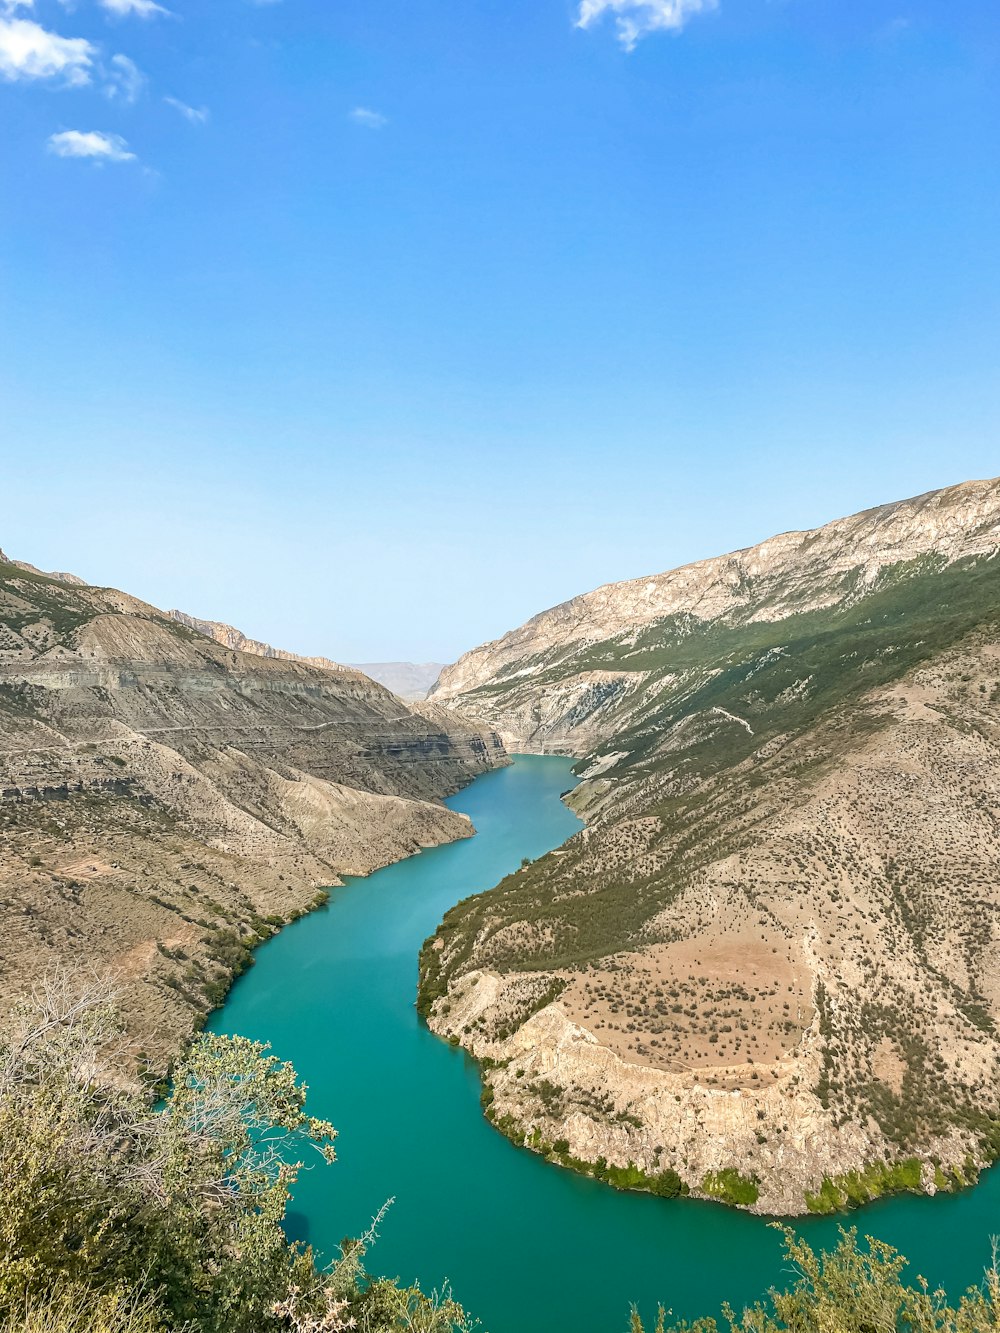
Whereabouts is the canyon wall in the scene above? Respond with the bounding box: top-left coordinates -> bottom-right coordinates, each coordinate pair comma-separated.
0,554 -> 507,1065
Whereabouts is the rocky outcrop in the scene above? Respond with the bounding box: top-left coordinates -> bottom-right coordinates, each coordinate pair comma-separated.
168,608 -> 347,673
0,546 -> 87,587
0,552 -> 507,1064
428,972 -> 970,1216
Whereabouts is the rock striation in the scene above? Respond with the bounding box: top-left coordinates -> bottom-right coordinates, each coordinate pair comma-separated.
0,554 -> 507,1065
168,608 -> 347,673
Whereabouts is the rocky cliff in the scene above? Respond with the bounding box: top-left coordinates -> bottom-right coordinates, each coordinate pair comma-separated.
0,555 -> 507,1066
421,476 -> 1000,1213
431,476 -> 1000,753
168,608 -> 347,672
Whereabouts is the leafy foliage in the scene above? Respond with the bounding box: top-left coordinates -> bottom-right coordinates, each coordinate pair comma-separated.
0,975 -> 474,1333
700,1170 -> 760,1208
804,1159 -> 923,1214
631,1226 -> 1000,1332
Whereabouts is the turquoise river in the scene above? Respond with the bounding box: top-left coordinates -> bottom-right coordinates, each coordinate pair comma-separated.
211,756 -> 1000,1332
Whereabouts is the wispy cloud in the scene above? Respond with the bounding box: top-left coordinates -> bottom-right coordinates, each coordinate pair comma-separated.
0,15 -> 94,84
874,16 -> 911,42
576,0 -> 717,50
350,106 -> 387,130
104,50 -> 143,101
98,0 -> 170,18
164,94 -> 208,124
47,128 -> 135,160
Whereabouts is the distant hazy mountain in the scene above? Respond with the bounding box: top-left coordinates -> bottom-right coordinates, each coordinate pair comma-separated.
349,662 -> 446,700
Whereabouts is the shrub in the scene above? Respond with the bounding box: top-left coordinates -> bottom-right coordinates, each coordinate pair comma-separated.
0,973 -> 473,1333
631,1226 -> 1000,1332
701,1168 -> 760,1207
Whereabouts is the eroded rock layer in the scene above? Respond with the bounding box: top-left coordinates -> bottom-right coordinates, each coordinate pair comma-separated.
0,556 -> 507,1065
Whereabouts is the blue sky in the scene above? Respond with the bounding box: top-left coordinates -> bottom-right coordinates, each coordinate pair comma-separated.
1,0 -> 998,661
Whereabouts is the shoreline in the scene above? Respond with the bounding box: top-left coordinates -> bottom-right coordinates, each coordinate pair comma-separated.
417,764 -> 993,1219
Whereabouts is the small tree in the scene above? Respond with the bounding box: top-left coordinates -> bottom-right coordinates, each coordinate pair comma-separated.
0,971 -> 474,1333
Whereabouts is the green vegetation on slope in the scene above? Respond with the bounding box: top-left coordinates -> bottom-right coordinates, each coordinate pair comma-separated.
4,974 -> 1000,1333
420,555 -> 1000,983
419,551 -> 1000,1190
0,559 -> 202,647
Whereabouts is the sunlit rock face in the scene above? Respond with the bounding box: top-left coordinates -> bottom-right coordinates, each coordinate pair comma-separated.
422,477 -> 1000,1212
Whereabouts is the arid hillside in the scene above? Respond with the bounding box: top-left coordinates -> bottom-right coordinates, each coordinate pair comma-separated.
421,478 -> 1000,1214
432,477 -> 1000,753
0,551 -> 507,1067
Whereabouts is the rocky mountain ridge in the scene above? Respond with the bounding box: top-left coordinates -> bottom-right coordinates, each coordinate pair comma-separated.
0,552 -> 507,1065
420,476 -> 1000,1213
168,608 -> 348,673
432,476 -> 1000,753
0,545 -> 87,587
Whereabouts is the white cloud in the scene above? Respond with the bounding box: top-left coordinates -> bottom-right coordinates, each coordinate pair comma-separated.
164,94 -> 208,123
103,50 -> 143,101
350,106 -> 387,130
0,15 -> 94,84
47,128 -> 135,160
576,0 -> 717,50
99,0 -> 170,18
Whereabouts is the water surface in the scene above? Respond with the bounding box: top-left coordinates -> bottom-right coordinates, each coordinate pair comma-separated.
211,756 -> 999,1332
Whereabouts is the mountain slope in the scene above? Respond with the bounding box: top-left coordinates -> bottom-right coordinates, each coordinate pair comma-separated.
421,477 -> 1000,1213
0,554 -> 507,1066
168,608 -> 346,672
431,477 -> 1000,753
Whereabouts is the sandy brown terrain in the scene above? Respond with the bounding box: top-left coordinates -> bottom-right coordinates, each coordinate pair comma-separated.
0,552 -> 507,1065
420,480 -> 1000,1213
559,936 -> 812,1075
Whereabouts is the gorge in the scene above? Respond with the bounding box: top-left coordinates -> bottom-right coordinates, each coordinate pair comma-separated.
0,551 -> 505,1065
3,476 -> 1000,1328
211,755 -> 1000,1333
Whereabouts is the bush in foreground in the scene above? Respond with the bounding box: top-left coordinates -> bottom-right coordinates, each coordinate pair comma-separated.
0,973 -> 472,1333
630,1226 -> 1000,1332
3,973 -> 998,1333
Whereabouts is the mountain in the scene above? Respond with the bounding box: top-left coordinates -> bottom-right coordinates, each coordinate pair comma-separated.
169,608 -> 347,672
170,619 -> 446,700
0,553 -> 507,1067
431,477 -> 1000,752
349,662 -> 445,700
422,476 -> 1000,1214
0,546 -> 87,587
